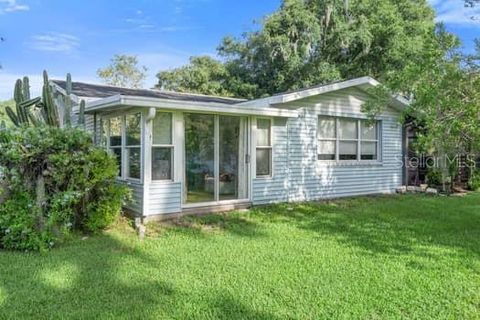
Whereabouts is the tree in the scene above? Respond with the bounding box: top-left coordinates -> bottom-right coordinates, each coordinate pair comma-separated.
364,27 -> 480,191
97,54 -> 147,89
157,0 -> 437,98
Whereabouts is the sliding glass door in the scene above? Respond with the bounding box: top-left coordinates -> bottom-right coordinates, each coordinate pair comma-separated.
184,114 -> 248,204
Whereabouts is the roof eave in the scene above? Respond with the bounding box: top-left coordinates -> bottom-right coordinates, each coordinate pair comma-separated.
85,95 -> 299,118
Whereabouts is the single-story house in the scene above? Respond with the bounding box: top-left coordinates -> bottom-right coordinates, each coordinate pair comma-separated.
51,77 -> 409,221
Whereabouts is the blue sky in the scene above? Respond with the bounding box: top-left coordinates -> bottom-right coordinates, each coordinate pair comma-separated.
0,0 -> 479,99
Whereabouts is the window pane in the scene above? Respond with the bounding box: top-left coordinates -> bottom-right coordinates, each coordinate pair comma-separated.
109,117 -> 122,146
338,119 -> 358,140
318,117 -> 336,139
339,141 -> 358,160
152,147 -> 172,180
256,119 -> 271,146
361,121 -> 377,140
361,142 -> 378,160
318,140 -> 336,160
256,149 -> 271,176
153,112 -> 172,145
111,148 -> 122,176
126,113 -> 141,146
127,147 -> 141,179
100,119 -> 108,147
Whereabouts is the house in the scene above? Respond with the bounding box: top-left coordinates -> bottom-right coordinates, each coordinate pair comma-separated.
51,77 -> 409,221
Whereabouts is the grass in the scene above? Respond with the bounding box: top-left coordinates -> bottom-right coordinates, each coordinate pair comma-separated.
1,194 -> 480,319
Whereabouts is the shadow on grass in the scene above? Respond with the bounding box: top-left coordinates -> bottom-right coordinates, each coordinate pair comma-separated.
153,213 -> 266,239
249,194 -> 480,258
0,231 -> 179,319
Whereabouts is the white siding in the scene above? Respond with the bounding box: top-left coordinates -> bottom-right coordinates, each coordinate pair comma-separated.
253,87 -> 403,205
148,182 -> 182,215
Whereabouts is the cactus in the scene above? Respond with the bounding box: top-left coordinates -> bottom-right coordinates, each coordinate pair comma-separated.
78,100 -> 85,128
5,70 -> 87,129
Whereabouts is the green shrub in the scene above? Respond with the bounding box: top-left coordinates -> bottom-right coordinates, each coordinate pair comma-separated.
0,126 -> 130,251
426,168 -> 443,187
468,170 -> 480,191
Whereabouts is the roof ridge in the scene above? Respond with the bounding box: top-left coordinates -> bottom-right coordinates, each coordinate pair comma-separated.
51,79 -> 246,102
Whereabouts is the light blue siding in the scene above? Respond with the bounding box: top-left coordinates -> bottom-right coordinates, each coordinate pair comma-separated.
147,182 -> 182,215
252,87 -> 403,205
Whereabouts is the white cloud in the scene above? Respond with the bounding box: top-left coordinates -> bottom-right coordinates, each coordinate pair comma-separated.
0,0 -> 29,13
27,32 -> 80,53
429,0 -> 480,26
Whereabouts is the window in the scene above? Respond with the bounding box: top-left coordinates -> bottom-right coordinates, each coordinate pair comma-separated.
318,116 -> 380,162
256,118 -> 272,177
126,113 -> 142,179
152,112 -> 173,181
338,119 -> 358,160
317,117 -> 336,160
109,117 -> 122,177
103,113 -> 143,180
360,121 -> 379,160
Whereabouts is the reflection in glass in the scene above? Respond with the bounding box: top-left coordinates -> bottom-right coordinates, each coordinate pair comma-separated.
109,117 -> 122,146
126,113 -> 141,146
127,147 -> 141,179
185,114 -> 215,203
219,116 -> 247,200
152,147 -> 172,180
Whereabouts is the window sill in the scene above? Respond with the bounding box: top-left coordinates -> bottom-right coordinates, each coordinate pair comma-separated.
317,160 -> 384,167
255,175 -> 273,179
150,180 -> 177,185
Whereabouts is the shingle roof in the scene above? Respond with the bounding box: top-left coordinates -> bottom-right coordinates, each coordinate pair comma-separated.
51,80 -> 246,105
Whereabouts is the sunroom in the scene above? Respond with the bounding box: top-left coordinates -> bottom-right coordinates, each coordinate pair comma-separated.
85,94 -> 298,219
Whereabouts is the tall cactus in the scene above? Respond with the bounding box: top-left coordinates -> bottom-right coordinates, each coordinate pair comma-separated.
78,100 -> 85,129
5,70 -> 87,129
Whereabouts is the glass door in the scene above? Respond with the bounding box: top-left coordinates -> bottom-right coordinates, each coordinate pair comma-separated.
184,114 -> 248,204
184,114 -> 215,203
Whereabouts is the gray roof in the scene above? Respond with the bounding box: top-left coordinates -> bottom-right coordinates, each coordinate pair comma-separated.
51,80 -> 246,105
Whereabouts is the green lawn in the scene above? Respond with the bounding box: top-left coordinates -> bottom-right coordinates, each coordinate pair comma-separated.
1,194 -> 479,319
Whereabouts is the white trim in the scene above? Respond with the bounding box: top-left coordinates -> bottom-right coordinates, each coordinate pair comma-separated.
85,95 -> 299,118
254,117 -> 273,179
317,116 -> 383,165
238,76 -> 410,111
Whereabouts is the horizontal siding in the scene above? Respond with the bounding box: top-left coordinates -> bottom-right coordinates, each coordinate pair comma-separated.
252,118 -> 289,205
118,181 -> 143,215
254,87 -> 403,205
148,182 -> 182,215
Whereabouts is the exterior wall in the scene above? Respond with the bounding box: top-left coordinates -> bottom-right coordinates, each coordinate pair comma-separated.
147,182 -> 182,215
252,87 -> 403,205
252,118 -> 289,204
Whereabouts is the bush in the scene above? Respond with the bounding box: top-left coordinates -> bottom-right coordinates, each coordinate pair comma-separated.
426,168 -> 443,187
0,126 -> 130,251
468,170 -> 480,191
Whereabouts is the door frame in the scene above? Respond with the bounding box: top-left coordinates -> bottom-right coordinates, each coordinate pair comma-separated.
181,113 -> 252,208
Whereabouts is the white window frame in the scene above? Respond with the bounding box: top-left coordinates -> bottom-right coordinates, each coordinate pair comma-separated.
102,112 -> 143,182
125,113 -> 142,181
317,116 -> 382,164
255,117 -> 273,178
151,112 -> 174,182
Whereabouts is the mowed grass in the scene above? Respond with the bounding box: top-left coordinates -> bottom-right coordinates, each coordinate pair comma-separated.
1,194 -> 480,319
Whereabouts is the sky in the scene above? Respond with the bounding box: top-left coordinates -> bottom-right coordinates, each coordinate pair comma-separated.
0,0 -> 479,100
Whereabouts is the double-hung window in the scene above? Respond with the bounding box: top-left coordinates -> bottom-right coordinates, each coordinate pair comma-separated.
109,116 -> 123,177
152,112 -> 174,181
125,113 -> 142,179
103,113 -> 143,180
256,118 -> 272,177
318,116 -> 380,162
